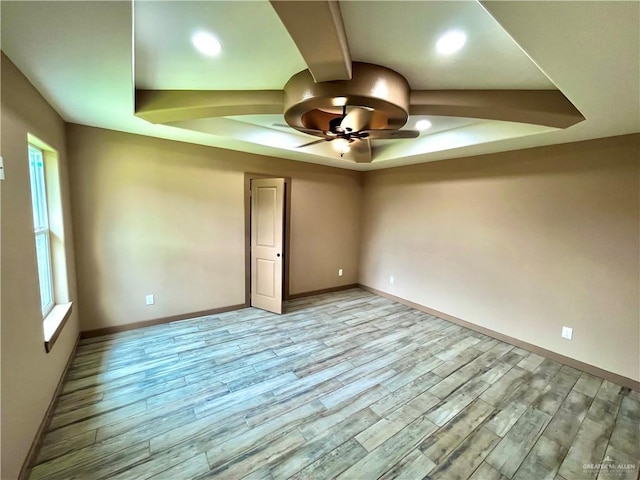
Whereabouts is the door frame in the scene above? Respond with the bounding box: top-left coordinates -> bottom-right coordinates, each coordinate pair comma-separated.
244,173 -> 292,307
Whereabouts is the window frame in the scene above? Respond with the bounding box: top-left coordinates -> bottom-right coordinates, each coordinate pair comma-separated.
28,144 -> 55,317
26,135 -> 73,353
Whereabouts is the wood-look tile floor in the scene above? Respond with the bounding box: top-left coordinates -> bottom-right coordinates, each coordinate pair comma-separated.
30,289 -> 639,480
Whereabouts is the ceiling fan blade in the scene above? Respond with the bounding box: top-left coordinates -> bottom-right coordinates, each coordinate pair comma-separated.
364,129 -> 420,139
296,138 -> 330,148
340,107 -> 375,133
273,123 -> 326,137
350,138 -> 373,163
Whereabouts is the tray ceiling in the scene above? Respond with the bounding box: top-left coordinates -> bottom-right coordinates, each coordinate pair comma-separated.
1,1 -> 638,170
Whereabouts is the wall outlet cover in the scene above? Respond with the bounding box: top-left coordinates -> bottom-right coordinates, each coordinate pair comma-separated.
561,326 -> 573,340
146,294 -> 155,305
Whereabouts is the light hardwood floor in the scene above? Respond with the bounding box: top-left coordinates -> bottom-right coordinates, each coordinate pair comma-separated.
29,289 -> 639,480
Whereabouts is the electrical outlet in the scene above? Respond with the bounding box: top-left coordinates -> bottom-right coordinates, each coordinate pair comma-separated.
561,326 -> 573,340
145,294 -> 155,306
338,268 -> 343,277
389,276 -> 395,285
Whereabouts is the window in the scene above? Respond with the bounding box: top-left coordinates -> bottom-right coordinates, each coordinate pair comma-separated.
27,136 -> 73,352
28,144 -> 55,316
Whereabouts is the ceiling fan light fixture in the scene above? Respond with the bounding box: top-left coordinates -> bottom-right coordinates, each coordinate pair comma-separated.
192,31 -> 222,57
436,30 -> 466,55
333,138 -> 351,156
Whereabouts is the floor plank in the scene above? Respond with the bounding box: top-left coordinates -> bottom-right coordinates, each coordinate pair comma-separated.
28,288 -> 640,480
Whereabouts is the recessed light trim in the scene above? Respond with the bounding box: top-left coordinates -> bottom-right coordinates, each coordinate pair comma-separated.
416,119 -> 432,131
436,30 -> 466,55
192,31 -> 222,57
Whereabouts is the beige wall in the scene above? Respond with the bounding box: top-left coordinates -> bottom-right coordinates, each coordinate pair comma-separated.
1,55 -> 80,479
66,125 -> 362,332
360,134 -> 640,382
2,47 -> 638,478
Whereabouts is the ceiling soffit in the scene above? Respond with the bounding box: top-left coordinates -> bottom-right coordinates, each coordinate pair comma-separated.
132,0 -> 584,166
269,0 -> 352,82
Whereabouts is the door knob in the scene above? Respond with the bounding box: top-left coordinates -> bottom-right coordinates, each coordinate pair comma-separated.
277,253 -> 281,257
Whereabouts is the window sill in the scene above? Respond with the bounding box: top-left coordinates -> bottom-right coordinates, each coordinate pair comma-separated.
43,302 -> 73,353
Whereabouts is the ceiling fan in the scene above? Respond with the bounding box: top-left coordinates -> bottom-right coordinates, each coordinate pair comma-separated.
276,104 -> 420,158
299,105 -> 419,151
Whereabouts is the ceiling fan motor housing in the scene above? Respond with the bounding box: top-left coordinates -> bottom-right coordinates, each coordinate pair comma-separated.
283,62 -> 411,133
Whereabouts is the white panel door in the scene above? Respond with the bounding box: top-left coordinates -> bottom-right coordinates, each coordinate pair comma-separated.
251,178 -> 284,314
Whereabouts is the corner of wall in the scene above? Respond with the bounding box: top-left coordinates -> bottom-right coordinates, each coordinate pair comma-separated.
1,53 -> 81,480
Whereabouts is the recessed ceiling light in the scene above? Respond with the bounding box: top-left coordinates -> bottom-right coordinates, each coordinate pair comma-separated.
192,31 -> 222,57
332,97 -> 347,107
436,30 -> 466,55
416,119 -> 432,131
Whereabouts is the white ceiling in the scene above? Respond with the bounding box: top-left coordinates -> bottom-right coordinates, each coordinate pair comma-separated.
2,1 -> 638,171
134,1 -> 307,90
340,1 -> 555,90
